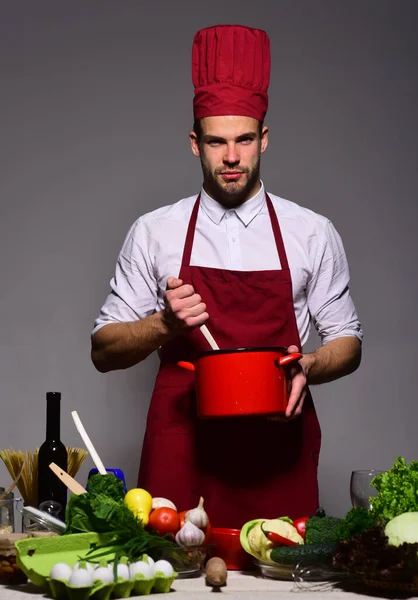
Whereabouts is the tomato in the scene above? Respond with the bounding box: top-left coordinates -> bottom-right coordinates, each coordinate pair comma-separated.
148,507 -> 180,536
293,516 -> 309,538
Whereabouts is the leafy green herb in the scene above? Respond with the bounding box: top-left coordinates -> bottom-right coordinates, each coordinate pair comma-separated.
65,493 -> 101,533
334,506 -> 379,541
87,473 -> 125,502
370,457 -> 418,521
64,474 -> 176,560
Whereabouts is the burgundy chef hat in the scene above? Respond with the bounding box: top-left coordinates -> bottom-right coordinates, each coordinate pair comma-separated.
192,24 -> 271,122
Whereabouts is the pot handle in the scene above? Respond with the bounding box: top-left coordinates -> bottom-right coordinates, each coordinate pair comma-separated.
177,361 -> 195,372
278,352 -> 303,368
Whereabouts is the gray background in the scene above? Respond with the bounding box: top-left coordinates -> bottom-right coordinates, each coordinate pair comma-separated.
1,0 -> 417,519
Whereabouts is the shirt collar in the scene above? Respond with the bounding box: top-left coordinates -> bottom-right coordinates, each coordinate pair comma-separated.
200,181 -> 266,227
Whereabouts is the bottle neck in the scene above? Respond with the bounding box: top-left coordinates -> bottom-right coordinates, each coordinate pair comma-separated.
45,392 -> 61,441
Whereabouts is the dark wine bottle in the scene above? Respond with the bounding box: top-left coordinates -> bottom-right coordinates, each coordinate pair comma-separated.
37,392 -> 68,521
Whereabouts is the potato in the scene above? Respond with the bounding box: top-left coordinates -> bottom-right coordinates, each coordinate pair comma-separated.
205,557 -> 227,587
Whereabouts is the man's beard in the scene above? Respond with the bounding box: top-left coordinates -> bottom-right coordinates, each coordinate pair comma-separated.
200,158 -> 261,208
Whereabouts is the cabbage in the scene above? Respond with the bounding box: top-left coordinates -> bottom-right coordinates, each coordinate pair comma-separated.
384,511 -> 418,546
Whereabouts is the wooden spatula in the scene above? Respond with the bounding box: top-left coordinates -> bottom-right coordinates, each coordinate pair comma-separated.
49,462 -> 87,495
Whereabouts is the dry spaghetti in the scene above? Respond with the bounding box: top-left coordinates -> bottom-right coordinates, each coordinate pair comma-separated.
0,447 -> 88,506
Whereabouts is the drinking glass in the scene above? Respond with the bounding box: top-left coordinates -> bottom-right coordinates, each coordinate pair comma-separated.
350,470 -> 383,509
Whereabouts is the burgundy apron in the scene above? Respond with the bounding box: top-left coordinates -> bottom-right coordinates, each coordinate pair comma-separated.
138,194 -> 321,528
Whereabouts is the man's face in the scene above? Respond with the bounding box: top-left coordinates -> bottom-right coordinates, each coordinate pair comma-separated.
190,116 -> 268,208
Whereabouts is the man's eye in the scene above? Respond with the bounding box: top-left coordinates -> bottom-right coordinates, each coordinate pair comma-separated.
208,141 -> 221,147
240,138 -> 252,144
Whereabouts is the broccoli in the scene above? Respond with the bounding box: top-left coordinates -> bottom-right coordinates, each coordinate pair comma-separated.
305,516 -> 343,544
334,506 -> 379,541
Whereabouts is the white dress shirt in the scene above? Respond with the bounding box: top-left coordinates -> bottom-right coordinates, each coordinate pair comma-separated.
93,183 -> 363,347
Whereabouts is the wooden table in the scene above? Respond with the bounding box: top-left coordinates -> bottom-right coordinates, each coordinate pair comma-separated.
3,571 -> 417,600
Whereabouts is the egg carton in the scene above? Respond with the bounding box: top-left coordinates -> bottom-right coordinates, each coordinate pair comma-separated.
14,532 -> 177,598
46,569 -> 177,600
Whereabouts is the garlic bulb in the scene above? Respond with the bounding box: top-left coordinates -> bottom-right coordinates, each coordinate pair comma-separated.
175,519 -> 205,547
185,496 -> 209,529
152,497 -> 177,511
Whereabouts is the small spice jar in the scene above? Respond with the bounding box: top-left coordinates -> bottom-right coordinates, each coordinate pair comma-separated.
0,490 -> 15,534
0,533 -> 29,585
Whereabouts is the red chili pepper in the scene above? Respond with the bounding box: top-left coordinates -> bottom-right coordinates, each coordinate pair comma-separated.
260,521 -> 298,546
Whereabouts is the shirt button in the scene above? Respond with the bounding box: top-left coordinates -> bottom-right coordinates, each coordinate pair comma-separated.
232,237 -> 236,243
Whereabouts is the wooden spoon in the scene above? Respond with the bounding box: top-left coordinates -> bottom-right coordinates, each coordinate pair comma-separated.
199,324 -> 220,350
0,460 -> 25,500
71,410 -> 107,475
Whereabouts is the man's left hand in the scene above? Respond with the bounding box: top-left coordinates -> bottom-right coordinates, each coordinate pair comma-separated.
268,345 -> 313,421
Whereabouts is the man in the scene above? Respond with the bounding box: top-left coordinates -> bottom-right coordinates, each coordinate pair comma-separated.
91,25 -> 362,528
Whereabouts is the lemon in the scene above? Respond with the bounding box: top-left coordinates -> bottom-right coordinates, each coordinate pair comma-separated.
124,488 -> 153,525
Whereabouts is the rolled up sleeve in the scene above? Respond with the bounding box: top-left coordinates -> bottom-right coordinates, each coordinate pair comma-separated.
307,220 -> 363,345
92,220 -> 158,335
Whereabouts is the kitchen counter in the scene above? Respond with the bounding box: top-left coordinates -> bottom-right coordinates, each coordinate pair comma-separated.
3,571 -> 417,600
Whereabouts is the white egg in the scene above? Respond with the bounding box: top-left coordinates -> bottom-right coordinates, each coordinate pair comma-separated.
129,560 -> 153,579
147,555 -> 155,577
153,560 -> 174,577
141,554 -> 155,575
93,566 -> 113,584
94,563 -> 112,572
146,556 -> 155,567
74,561 -> 95,573
116,563 -> 130,580
49,563 -> 72,581
69,567 -> 94,587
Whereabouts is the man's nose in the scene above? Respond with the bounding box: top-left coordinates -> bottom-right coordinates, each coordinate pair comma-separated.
223,143 -> 239,165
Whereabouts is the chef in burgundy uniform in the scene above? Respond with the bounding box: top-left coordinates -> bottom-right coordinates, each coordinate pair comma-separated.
92,25 -> 362,528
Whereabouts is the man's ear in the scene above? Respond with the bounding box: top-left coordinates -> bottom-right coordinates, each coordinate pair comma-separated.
189,131 -> 200,157
260,126 -> 269,154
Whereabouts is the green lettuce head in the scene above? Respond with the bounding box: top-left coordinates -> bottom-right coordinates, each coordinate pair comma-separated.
370,457 -> 418,521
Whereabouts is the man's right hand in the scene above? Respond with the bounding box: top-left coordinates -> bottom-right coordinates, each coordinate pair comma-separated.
163,277 -> 209,333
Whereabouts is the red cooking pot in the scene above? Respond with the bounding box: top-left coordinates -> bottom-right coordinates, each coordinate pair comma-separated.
178,347 -> 302,418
